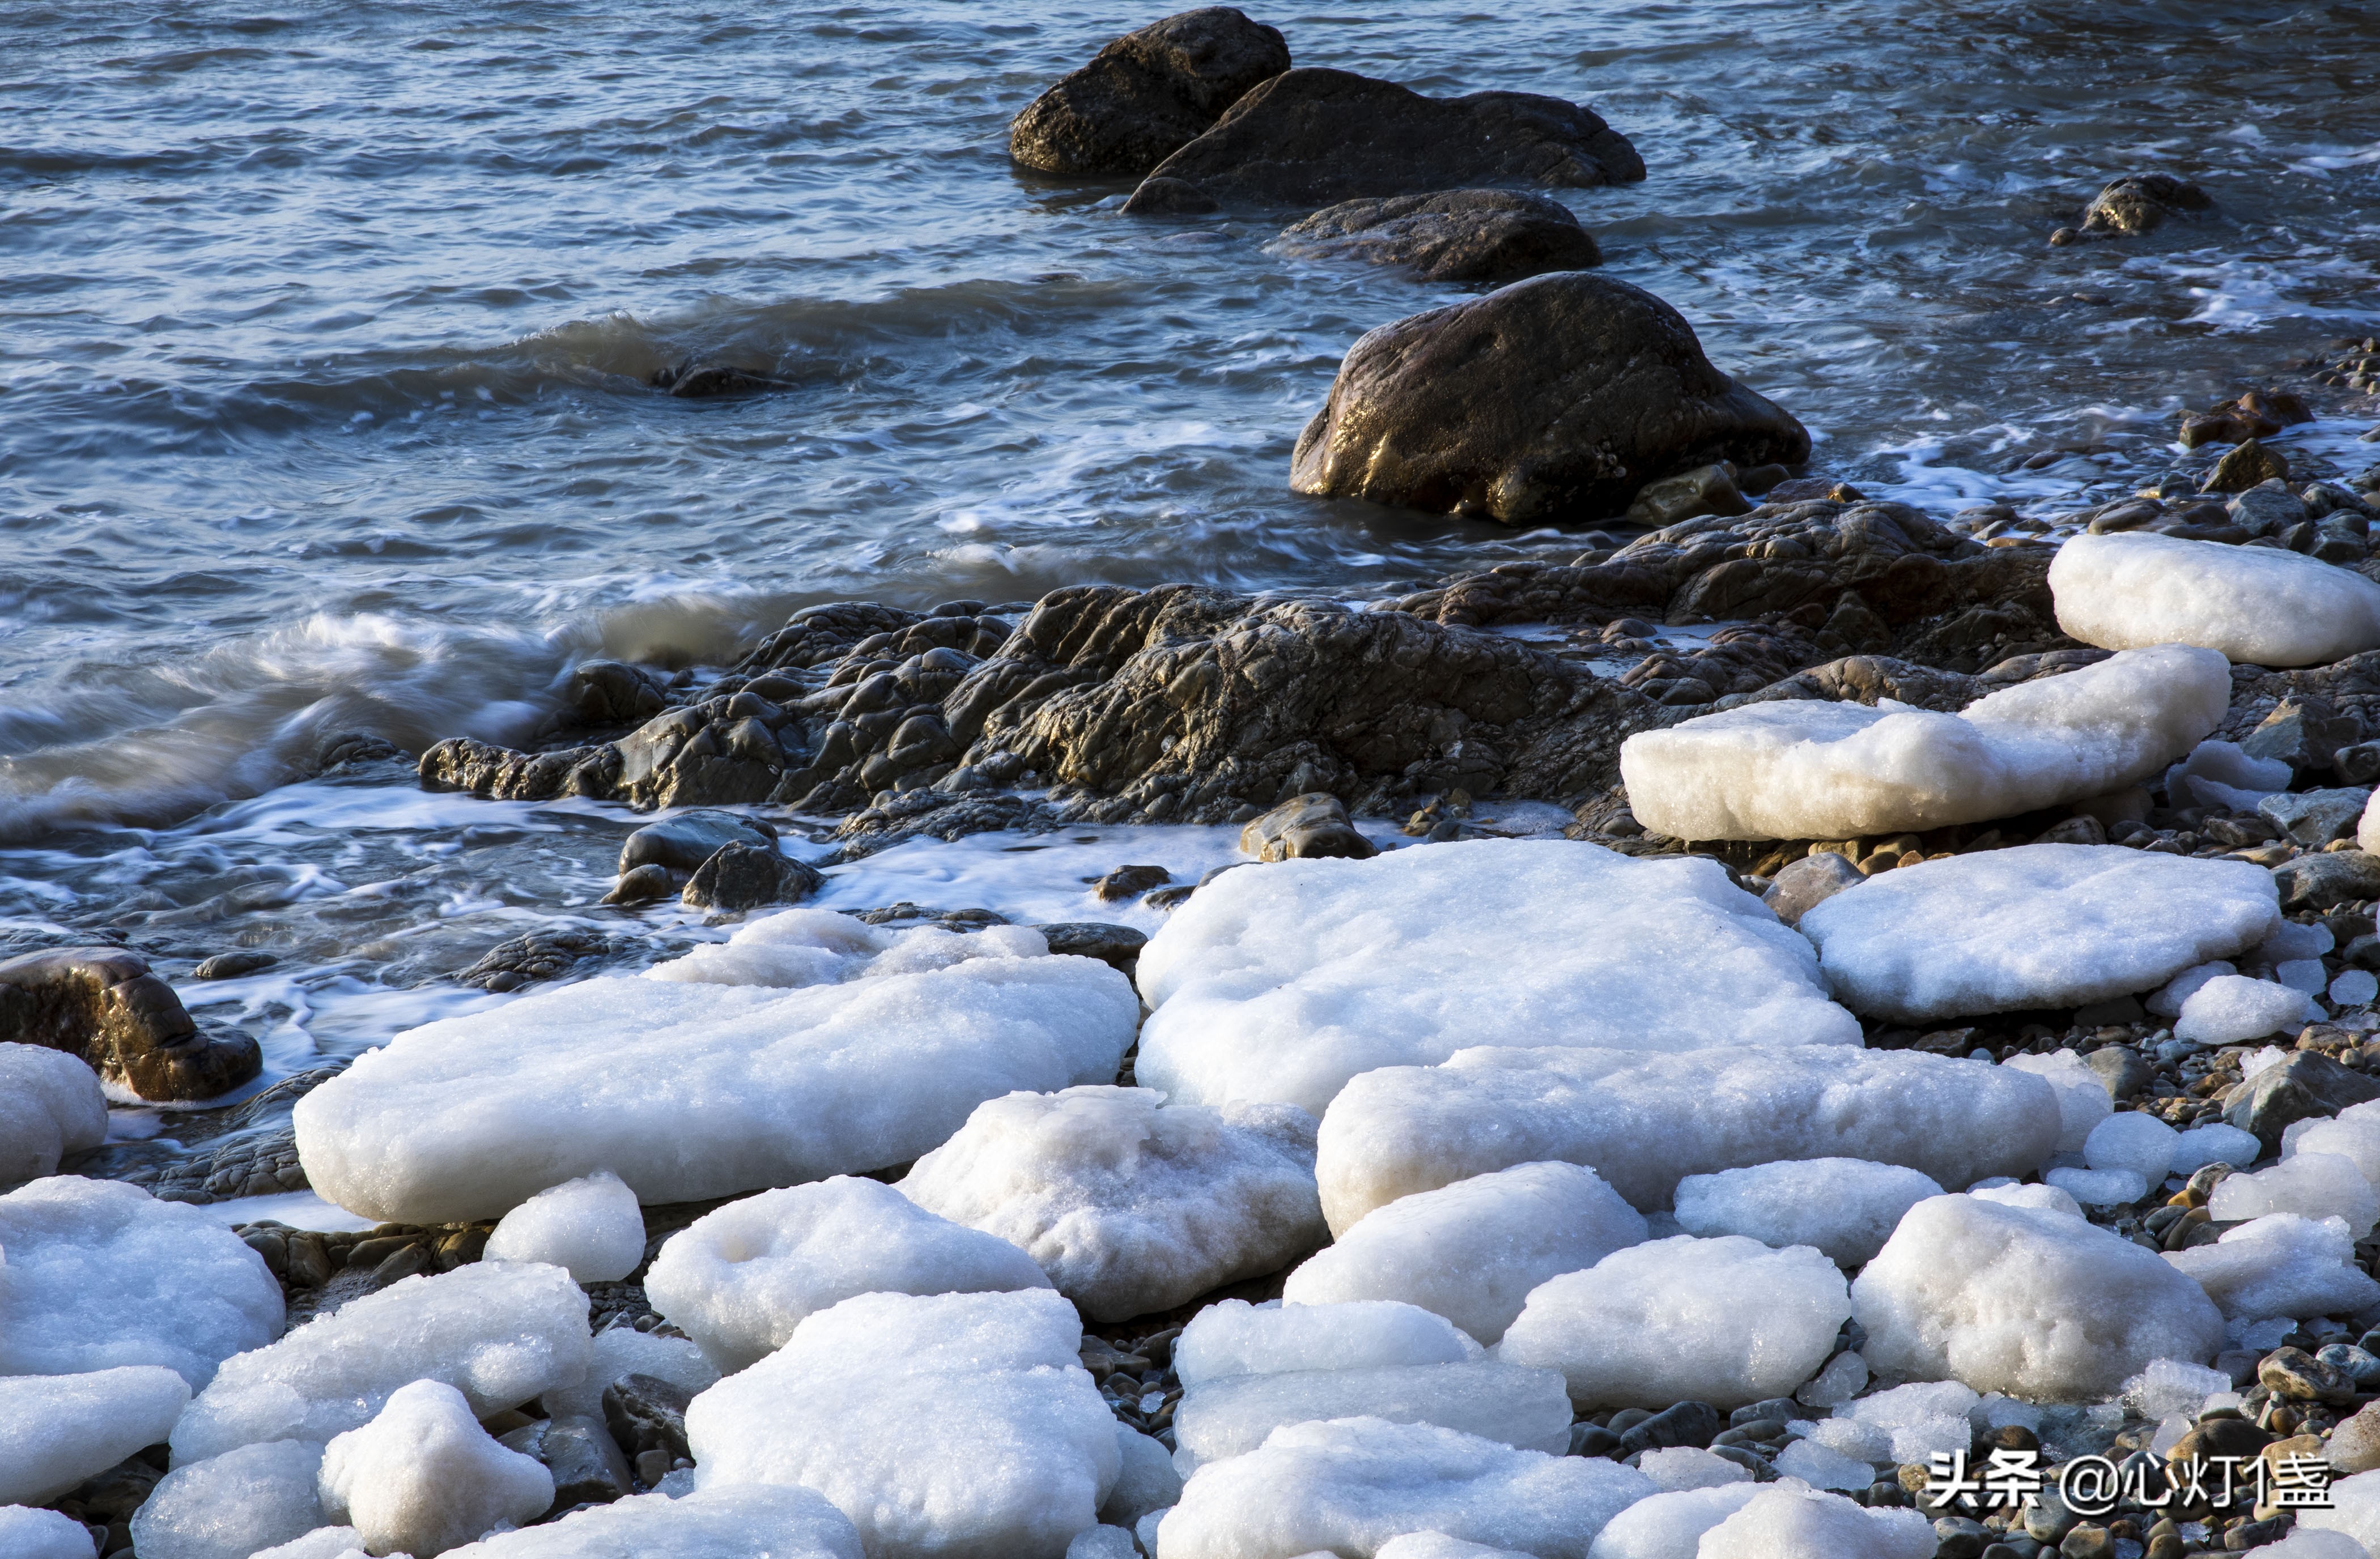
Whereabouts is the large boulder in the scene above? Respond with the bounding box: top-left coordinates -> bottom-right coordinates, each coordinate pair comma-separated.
0,948 -> 260,1101
1289,274 -> 1810,526
1274,189 -> 1600,284
1124,68 -> 1642,213
1009,7 -> 1290,177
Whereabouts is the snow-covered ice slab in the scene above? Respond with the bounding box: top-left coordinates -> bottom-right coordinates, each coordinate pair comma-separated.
2210,1153 -> 2379,1236
2050,531 -> 2380,667
1694,1485 -> 1936,1559
685,1288 -> 1119,1559
898,1085 -> 1325,1322
128,1439 -> 326,1559
1175,1298 -> 1482,1385
1584,1484 -> 1761,1559
1156,1417 -> 1654,1559
2165,1212 -> 2380,1320
1798,846 -> 2278,1021
1316,1047 -> 2059,1233
0,1507 -> 98,1559
1133,840 -> 1859,1115
1618,644 -> 2230,841
1172,1361 -> 1575,1472
0,1366 -> 190,1505
1672,1160 -> 1942,1267
295,911 -> 1140,1223
441,1485 -> 864,1558
0,1177 -> 283,1390
0,1045 -> 105,1186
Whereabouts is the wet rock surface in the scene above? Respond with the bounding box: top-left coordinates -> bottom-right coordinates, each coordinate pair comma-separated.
1274,188 -> 1600,284
2078,172 -> 2214,236
1009,6 -> 1290,177
0,947 -> 260,1101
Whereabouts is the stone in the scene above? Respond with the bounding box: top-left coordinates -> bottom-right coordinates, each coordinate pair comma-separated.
2179,391 -> 2311,450
0,948 -> 260,1101
2263,787 -> 2375,846
498,1414 -> 634,1509
1238,791 -> 1376,862
2231,482 -> 2311,536
2243,698 -> 2365,774
619,810 -> 776,875
1091,864 -> 1170,902
1626,463 -> 1753,529
2260,1345 -> 2358,1404
1289,272 -> 1806,525
1008,7 -> 1290,177
456,928 -> 622,993
604,1373 -> 694,1468
2203,440 -> 2290,495
1030,923 -> 1148,971
2331,1400 -> 2380,1472
2079,173 -> 2212,235
1762,849 -> 1864,927
2273,850 -> 2380,912
679,841 -> 824,913
318,1379 -> 554,1558
2084,1047 -> 2152,1100
2222,1051 -> 2380,1152
1274,189 -> 1600,285
2049,534 -> 2380,668
0,1043 -> 107,1184
558,659 -> 668,726
602,863 -> 678,905
192,951 -> 277,980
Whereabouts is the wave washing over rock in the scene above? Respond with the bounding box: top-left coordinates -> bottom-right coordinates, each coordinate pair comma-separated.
10,1 -> 2380,1557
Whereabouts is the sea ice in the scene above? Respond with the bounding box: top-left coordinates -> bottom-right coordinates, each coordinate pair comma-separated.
1171,1361 -> 1575,1471
0,1045 -> 105,1186
2043,1166 -> 2147,1207
2209,1154 -> 2379,1237
1797,846 -> 2277,1021
1281,1161 -> 1648,1343
1315,1047 -> 2059,1232
643,1175 -> 1051,1373
1671,1159 -> 1941,1267
1634,1447 -> 1749,1492
0,1176 -> 283,1389
2122,1358 -> 2232,1421
897,1085 -> 1325,1321
1836,1381 -> 1979,1463
1100,1427 -> 1182,1531
1795,1349 -> 1868,1407
2000,1051 -> 2115,1154
2085,1113 -> 2180,1186
2048,531 -> 2380,667
129,1439 -> 326,1559
1583,1484 -> 1761,1559
2167,740 -> 2291,812
1174,1300 -> 1481,1386
2150,960 -> 2236,1020
538,1327 -> 717,1421
2177,974 -> 2321,1046
482,1172 -> 645,1284
318,1380 -> 554,1558
1618,644 -> 2229,840
1374,1536 -> 1536,1559
1693,1484 -> 1937,1558
2289,1114 -> 2380,1187
439,1485 -> 864,1559
1771,1438 -> 1873,1490
2300,1467 -> 2380,1551
2165,1213 -> 2380,1319
1970,1181 -> 2084,1218
2170,1123 -> 2262,1174
1852,1193 -> 2226,1400
0,1367 -> 190,1505
1132,838 -> 1859,1115
0,1507 -> 96,1559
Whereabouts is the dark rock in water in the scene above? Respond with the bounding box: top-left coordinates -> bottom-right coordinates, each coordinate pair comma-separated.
1240,793 -> 1376,862
2222,1050 -> 2380,1152
2241,696 -> 2362,776
1276,189 -> 1599,284
2079,173 -> 2213,235
1625,463 -> 1752,529
1032,922 -> 1149,970
831,791 -> 1063,858
1009,7 -> 1290,177
563,661 -> 669,727
604,1373 -> 694,1466
308,731 -> 405,773
1093,863 -> 1172,902
1124,68 -> 1642,214
681,841 -> 824,912
2179,390 -> 2311,450
602,863 -> 681,906
620,810 -> 778,876
500,1414 -> 635,1509
1289,272 -> 1809,525
458,928 -> 625,992
193,951 -> 278,980
0,947 -> 260,1101
649,361 -> 793,397
2200,438 -> 2290,493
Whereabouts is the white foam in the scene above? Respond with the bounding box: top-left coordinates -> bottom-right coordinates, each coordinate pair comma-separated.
1672,1159 -> 1942,1267
2050,531 -> 2380,667
0,1046 -> 106,1186
0,1367 -> 190,1506
318,1379 -> 554,1558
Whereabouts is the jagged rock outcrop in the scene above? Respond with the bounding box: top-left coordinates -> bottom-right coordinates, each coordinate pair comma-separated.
1274,189 -> 1599,284
1010,7 -> 1290,177
0,948 -> 260,1101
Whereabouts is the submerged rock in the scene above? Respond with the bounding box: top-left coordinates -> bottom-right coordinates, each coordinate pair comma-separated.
1009,7 -> 1290,177
649,361 -> 796,397
1274,189 -> 1599,284
680,841 -> 824,913
2078,172 -> 2213,235
0,947 -> 260,1102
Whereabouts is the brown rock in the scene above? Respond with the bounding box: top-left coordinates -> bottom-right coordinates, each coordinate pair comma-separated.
1009,8 -> 1289,177
2202,438 -> 2291,494
2165,1416 -> 2271,1465
2259,1349 -> 2356,1404
1240,793 -> 1378,862
2078,173 -> 2213,235
1094,864 -> 1174,902
0,947 -> 260,1102
2328,1400 -> 2380,1472
1276,188 -> 1600,285
2271,850 -> 2380,913
1762,850 -> 1863,927
2222,1050 -> 2380,1152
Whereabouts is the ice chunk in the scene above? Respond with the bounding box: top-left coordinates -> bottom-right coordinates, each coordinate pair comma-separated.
2165,1213 -> 2380,1320
1619,644 -> 2230,841
482,1172 -> 645,1284
1672,1159 -> 1941,1267
1374,1537 -> 1535,1559
1133,839 -> 1860,1116
171,1260 -> 590,1463
0,1507 -> 96,1559
2168,740 -> 2291,812
2049,531 -> 2380,667
1771,1437 -> 1873,1490
2044,1165 -> 2147,1207
2300,1466 -> 2380,1551
0,1045 -> 106,1186
538,1327 -> 716,1422
1694,1484 -> 1936,1559
0,1176 -> 283,1388
897,1085 -> 1325,1322
1172,1361 -> 1574,1472
0,1367 -> 189,1505
295,923 -> 1139,1223
2281,957 -> 2334,995
248,1530 -> 367,1559
1066,1528 -> 1137,1559
129,1440 -> 326,1559
2085,1113 -> 2181,1186
2150,960 -> 2236,1020
319,1380 -> 553,1559
1583,1484 -> 1761,1559
2364,790 -> 2380,856
2001,1050 -> 2115,1154
2170,1123 -> 2262,1174
1282,1162 -> 1648,1344
1838,1381 -> 1978,1463
2291,1116 -> 2380,1187
1852,1193 -> 2225,1400
1970,1180 -> 2084,1217
2236,1528 -> 2369,1558
1496,1236 -> 1849,1410
2336,969 -> 2380,1007
2261,921 -> 2338,962
684,1288 -> 1119,1559
1101,1426 -> 1182,1530
2211,1155 -> 2379,1237
1796,1349 -> 1868,1408
2121,1358 -> 2232,1422
1155,1416 -> 1655,1559
2177,975 -> 2320,1047
1798,846 -> 2277,1021
1316,1047 -> 2060,1233
1635,1447 -> 1750,1492
1176,1299 -> 1481,1386
441,1484 -> 865,1558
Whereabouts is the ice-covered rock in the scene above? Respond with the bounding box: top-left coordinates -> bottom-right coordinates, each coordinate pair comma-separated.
1583,1484 -> 1761,1559
482,1172 -> 645,1284
2168,740 -> 2291,812
2165,1213 -> 2380,1320
1282,1161 -> 1648,1344
1619,644 -> 2230,841
2085,1113 -> 2180,1186
129,1439 -> 327,1559
441,1485 -> 864,1558
897,1085 -> 1325,1322
2000,1050 -> 2116,1155
1172,1361 -> 1575,1472
2170,1123 -> 2262,1174
1133,840 -> 1859,1115
1176,1299 -> 1481,1385
1852,1193 -> 2226,1400
2150,960 -> 2236,1020
684,1288 -> 1119,1559
2049,531 -> 2380,667
0,1045 -> 106,1186
0,1366 -> 189,1505
1497,1236 -> 1850,1409
538,1327 -> 717,1422
2177,974 -> 2320,1046
2211,1154 -> 2379,1237
318,1380 -> 554,1558
171,1260 -> 591,1463
1634,1447 -> 1749,1492
1693,1484 -> 1937,1558
1315,1047 -> 2059,1233
0,1176 -> 283,1388
1155,1417 -> 1655,1559
295,914 -> 1140,1223
1797,846 -> 2277,1021
0,1507 -> 96,1559
643,1175 -> 1051,1373
1671,1159 -> 1941,1268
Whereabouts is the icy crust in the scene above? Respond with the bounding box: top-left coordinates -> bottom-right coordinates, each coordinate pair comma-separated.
1172,1362 -> 1575,1471
295,912 -> 1140,1224
539,1328 -> 718,1421
1314,1047 -> 2059,1233
1133,840 -> 1860,1116
171,1261 -> 592,1464
441,1485 -> 865,1559
684,1288 -> 1120,1559
899,1085 -> 1324,1322
1175,1299 -> 1482,1386
129,1440 -> 326,1559
644,1176 -> 1051,1374
1618,644 -> 2230,841
0,1366 -> 190,1506
1851,1194 -> 2226,1402
0,1177 -> 284,1390
1155,1416 -> 1655,1559
1671,1160 -> 1942,1268
0,1044 -> 107,1186
1797,846 -> 2279,1021
2049,531 -> 2380,667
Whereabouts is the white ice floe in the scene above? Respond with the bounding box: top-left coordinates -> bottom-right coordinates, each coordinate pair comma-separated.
2165,1213 -> 2380,1320
643,1175 -> 1051,1374
2289,1112 -> 2380,1187
2169,1123 -> 2262,1174
1693,1484 -> 1937,1558
538,1327 -> 717,1422
0,1176 -> 283,1390
1584,1484 -> 1762,1559
2150,960 -> 2236,1020
1155,1417 -> 1655,1559
1175,1300 -> 1481,1386
2043,1166 -> 2147,1207
1315,1047 -> 2059,1233
295,913 -> 1140,1223
482,1171 -> 645,1285
2210,1154 -> 2380,1237
1171,1361 -> 1575,1472
1497,1236 -> 1849,1409
2000,1050 -> 2116,1155
2363,789 -> 2380,855
1374,1536 -> 1535,1559
319,1380 -> 553,1559
1132,839 -> 1859,1116
0,1045 -> 106,1186
0,1507 -> 96,1559
1852,1193 -> 2225,1400
440,1485 -> 864,1559
2176,974 -> 2322,1046
1672,1159 -> 1941,1268
129,1439 -> 326,1559
1970,1181 -> 2084,1218
1797,846 -> 2277,1021
171,1260 -> 590,1463
1101,1428 -> 1182,1531
2166,740 -> 2291,812
1638,1447 -> 1750,1493
684,1288 -> 1119,1559
1618,644 -> 2230,841
0,1366 -> 189,1506
2049,531 -> 2380,667
1771,1437 -> 1873,1490
1796,1349 -> 1868,1408
2300,1467 -> 2380,1551
1835,1380 -> 1979,1464
1282,1161 -> 1648,1344
897,1085 -> 1325,1322
2085,1113 -> 2180,1186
